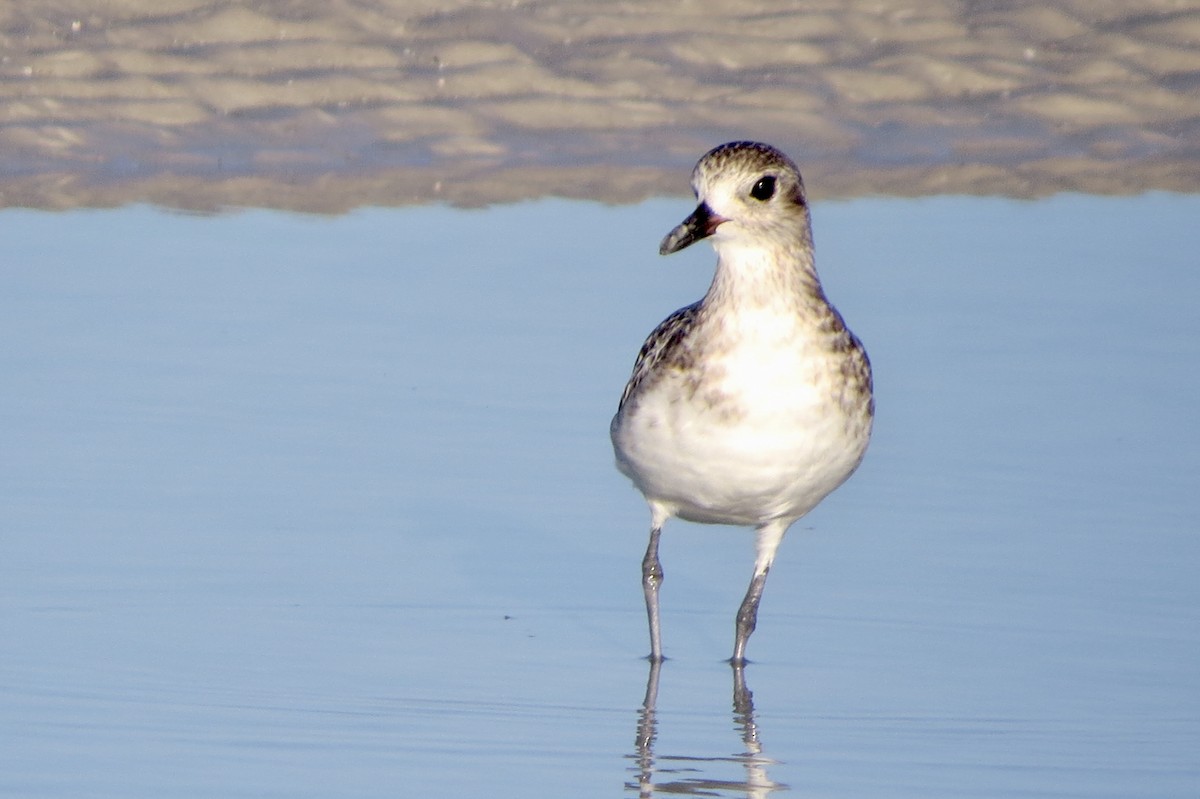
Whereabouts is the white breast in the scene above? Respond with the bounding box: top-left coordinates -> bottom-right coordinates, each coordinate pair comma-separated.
612,317 -> 870,527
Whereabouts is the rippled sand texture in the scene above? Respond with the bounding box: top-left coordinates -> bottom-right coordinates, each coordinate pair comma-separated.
3,0 -> 1199,209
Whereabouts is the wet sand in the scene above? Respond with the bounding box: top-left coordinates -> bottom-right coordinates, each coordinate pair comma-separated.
2,0 -> 1199,210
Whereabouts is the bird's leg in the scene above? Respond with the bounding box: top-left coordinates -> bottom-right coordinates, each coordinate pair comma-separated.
642,524 -> 665,662
731,521 -> 788,665
732,570 -> 768,665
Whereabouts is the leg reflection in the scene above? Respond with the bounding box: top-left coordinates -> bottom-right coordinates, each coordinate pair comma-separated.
626,661 -> 786,797
632,659 -> 662,798
729,663 -> 783,798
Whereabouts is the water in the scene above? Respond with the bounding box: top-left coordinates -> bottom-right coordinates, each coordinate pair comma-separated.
2,194 -> 1198,797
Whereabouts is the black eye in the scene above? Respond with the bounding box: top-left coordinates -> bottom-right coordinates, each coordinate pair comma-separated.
750,176 -> 776,201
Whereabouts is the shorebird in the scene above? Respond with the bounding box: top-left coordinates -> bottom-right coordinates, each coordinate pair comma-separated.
610,141 -> 874,663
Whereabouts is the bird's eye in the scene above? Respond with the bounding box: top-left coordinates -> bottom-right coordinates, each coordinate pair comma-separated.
750,176 -> 776,201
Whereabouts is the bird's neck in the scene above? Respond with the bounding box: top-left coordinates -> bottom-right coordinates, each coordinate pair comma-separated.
702,238 -> 826,319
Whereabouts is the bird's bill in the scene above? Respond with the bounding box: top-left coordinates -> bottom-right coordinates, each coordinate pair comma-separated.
659,202 -> 728,255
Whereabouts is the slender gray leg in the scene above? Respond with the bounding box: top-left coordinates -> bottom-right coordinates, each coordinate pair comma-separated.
731,521 -> 789,665
642,524 -> 665,662
731,568 -> 768,665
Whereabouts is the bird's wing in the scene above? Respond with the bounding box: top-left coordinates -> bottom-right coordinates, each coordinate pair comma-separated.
617,301 -> 701,412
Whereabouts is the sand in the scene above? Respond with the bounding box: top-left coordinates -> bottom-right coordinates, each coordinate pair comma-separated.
1,0 -> 1198,211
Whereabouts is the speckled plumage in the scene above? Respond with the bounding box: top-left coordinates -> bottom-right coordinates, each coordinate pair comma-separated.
610,141 -> 874,663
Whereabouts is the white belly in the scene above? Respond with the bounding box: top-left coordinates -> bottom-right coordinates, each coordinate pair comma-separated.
611,345 -> 871,527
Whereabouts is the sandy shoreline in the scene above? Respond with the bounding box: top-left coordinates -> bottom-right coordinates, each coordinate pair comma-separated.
2,0 -> 1199,211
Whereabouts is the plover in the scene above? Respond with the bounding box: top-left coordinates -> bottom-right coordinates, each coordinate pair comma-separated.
610,141 -> 874,663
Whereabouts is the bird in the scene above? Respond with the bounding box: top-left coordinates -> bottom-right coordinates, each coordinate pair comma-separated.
610,141 -> 874,664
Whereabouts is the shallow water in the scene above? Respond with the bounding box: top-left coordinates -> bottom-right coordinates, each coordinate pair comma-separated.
2,194 -> 1199,797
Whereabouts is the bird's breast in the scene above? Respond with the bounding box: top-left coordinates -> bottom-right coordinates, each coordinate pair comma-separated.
611,322 -> 871,525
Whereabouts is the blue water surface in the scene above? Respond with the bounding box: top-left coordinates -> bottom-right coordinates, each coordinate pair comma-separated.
2,194 -> 1198,797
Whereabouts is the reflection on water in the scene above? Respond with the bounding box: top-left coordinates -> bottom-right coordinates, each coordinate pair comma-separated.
629,662 -> 785,798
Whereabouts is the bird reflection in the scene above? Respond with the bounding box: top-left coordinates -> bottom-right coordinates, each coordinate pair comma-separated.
627,661 -> 786,797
